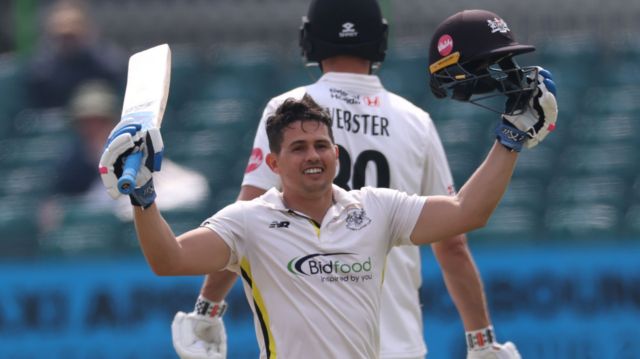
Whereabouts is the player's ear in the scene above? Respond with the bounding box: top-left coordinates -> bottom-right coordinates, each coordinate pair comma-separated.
266,153 -> 279,174
334,144 -> 339,159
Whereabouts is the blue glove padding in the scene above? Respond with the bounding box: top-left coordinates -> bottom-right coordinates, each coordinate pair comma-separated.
99,124 -> 164,201
499,67 -> 558,151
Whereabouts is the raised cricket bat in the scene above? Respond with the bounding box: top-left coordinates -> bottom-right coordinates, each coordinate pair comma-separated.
116,44 -> 171,194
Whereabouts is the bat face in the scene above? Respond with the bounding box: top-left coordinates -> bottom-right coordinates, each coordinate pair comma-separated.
111,44 -> 171,195
120,44 -> 172,129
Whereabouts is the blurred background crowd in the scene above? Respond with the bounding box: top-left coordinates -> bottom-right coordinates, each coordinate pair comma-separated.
0,1 -> 639,358
1,0 -> 638,257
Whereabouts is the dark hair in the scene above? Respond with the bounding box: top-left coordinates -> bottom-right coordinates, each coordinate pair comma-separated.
266,94 -> 333,153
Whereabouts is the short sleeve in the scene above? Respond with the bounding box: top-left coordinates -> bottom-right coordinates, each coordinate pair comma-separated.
200,202 -> 247,273
363,187 -> 426,247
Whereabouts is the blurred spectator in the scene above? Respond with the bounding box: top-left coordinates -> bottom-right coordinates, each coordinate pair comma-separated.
26,0 -> 126,109
0,2 -> 13,54
54,79 -> 117,196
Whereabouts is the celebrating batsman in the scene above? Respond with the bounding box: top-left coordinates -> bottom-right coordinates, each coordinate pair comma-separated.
98,4 -> 557,359
169,3 -> 554,359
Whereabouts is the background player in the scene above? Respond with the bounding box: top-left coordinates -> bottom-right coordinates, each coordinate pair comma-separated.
170,1 -> 537,358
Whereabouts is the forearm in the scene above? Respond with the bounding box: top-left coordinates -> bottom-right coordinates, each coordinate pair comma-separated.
133,203 -> 182,275
456,141 -> 517,227
432,235 -> 490,330
201,270 -> 239,301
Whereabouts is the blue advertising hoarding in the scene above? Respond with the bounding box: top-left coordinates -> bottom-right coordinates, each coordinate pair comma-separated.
0,242 -> 638,358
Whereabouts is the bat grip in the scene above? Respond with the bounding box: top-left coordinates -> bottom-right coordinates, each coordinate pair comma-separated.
117,151 -> 143,195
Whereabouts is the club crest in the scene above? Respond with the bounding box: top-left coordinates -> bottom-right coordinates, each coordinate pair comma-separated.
487,18 -> 510,33
345,208 -> 371,230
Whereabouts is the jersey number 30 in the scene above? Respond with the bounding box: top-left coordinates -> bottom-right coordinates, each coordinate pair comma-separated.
334,145 -> 390,190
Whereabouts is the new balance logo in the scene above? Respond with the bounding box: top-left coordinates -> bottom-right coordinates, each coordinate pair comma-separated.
269,221 -> 290,229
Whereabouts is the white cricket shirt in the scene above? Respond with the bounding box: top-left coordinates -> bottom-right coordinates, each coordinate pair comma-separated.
242,72 -> 455,358
202,185 -> 426,358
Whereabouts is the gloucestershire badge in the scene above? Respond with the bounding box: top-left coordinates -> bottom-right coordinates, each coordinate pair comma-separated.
345,208 -> 371,230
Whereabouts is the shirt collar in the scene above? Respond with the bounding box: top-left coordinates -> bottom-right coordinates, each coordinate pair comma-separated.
260,184 -> 362,213
318,72 -> 384,94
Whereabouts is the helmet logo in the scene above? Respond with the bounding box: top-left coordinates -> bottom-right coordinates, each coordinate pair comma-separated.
437,34 -> 454,56
487,18 -> 510,33
339,22 -> 359,38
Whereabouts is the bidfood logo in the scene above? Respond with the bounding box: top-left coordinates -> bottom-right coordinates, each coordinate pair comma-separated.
287,253 -> 373,283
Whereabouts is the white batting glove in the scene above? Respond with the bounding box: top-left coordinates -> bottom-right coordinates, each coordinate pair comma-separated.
497,66 -> 558,152
98,123 -> 164,199
467,342 -> 521,359
466,326 -> 521,359
172,297 -> 228,359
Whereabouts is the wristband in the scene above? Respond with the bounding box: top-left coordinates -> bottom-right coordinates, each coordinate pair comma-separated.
195,296 -> 228,318
495,120 -> 528,152
129,178 -> 156,209
466,325 -> 495,351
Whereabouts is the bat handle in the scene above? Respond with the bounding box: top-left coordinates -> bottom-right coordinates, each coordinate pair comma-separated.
117,151 -> 143,195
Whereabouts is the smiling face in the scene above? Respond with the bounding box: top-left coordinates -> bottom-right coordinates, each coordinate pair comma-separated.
267,119 -> 338,198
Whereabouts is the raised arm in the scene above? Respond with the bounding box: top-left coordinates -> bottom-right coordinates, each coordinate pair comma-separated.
411,141 -> 517,245
133,203 -> 231,276
412,67 -> 557,245
97,106 -> 232,277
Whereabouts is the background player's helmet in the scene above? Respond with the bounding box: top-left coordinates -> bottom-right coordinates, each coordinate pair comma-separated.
428,9 -> 536,113
300,0 -> 388,67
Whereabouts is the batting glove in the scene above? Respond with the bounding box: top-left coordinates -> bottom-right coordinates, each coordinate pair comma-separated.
466,326 -> 521,359
497,66 -> 558,152
172,296 -> 228,359
98,123 -> 164,208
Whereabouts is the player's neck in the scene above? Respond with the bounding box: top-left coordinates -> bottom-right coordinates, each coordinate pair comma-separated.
321,55 -> 370,75
281,187 -> 334,225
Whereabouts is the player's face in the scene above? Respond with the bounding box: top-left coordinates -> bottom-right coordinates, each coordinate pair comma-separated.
268,120 -> 338,196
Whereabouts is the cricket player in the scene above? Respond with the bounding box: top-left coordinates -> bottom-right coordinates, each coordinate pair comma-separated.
99,68 -> 556,357
169,2 -> 545,359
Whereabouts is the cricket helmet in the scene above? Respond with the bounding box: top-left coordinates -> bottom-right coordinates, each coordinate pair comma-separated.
428,9 -> 537,113
300,0 -> 388,67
